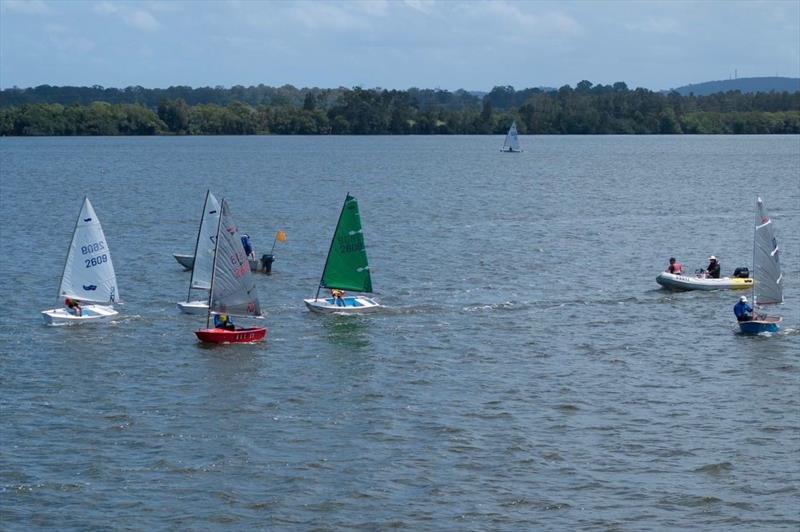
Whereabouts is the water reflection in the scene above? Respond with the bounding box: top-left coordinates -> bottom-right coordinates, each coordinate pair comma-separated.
321,314 -> 373,353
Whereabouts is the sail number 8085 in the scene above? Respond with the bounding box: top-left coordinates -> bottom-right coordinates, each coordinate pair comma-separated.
81,241 -> 106,255
85,254 -> 108,268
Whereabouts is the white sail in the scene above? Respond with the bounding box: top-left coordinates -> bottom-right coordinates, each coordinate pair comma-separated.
502,121 -> 521,152
209,199 -> 262,317
188,191 -> 220,295
58,197 -> 118,304
753,196 -> 783,306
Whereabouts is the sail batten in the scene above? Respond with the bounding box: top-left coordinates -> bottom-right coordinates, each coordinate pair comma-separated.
319,194 -> 373,293
208,199 -> 262,318
58,197 -> 118,304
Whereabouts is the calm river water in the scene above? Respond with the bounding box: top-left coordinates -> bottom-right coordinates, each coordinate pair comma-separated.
1,135 -> 798,530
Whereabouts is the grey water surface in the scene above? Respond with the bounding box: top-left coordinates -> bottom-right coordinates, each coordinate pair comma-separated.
1,135 -> 798,530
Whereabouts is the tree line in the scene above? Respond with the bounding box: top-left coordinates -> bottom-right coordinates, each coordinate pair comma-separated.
1,81 -> 798,136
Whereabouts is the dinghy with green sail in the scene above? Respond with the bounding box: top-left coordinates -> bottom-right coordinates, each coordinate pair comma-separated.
304,194 -> 381,314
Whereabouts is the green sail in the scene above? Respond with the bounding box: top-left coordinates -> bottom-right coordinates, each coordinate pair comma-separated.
320,194 -> 373,293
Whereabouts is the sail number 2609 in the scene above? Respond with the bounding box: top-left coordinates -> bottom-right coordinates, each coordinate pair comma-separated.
85,254 -> 108,268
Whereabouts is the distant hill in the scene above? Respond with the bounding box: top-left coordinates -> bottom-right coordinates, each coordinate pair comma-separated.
671,77 -> 800,96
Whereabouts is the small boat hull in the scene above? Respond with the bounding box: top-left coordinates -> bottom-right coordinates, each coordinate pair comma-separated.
174,254 -> 259,272
739,316 -> 781,334
174,253 -> 195,270
195,327 -> 267,343
500,148 -> 522,153
41,304 -> 118,326
177,300 -> 209,314
304,296 -> 381,314
656,272 -> 752,291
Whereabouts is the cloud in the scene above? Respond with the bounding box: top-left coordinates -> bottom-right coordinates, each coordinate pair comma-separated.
45,24 -> 95,54
93,1 -> 118,15
625,17 -> 682,35
127,10 -> 159,31
2,0 -> 51,14
469,1 -> 582,38
93,2 -> 160,32
403,0 -> 434,15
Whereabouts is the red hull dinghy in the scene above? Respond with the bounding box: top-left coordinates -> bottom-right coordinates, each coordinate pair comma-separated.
194,198 -> 266,344
195,327 -> 266,344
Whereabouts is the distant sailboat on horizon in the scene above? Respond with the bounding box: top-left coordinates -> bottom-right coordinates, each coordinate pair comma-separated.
501,120 -> 522,152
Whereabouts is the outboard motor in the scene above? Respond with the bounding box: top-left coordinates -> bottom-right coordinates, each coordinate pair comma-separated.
261,253 -> 275,275
733,267 -> 750,278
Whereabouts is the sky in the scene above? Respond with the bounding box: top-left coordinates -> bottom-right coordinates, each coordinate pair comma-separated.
1,0 -> 798,92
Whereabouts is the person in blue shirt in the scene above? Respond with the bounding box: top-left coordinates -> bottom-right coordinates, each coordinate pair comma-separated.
733,295 -> 754,322
241,234 -> 255,260
214,313 -> 236,330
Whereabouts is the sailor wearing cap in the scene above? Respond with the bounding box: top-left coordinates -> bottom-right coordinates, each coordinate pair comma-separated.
733,295 -> 753,322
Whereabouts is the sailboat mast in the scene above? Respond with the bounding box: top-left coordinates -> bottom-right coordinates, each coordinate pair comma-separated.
315,193 -> 349,301
752,196 -> 758,307
187,190 -> 211,303
206,198 -> 225,329
56,196 -> 87,304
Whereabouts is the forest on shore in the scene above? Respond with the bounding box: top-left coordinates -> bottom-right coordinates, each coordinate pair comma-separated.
1,81 -> 799,136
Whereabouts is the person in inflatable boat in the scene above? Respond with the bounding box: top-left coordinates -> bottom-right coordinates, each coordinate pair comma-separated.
666,257 -> 682,274
331,289 -> 346,306
214,313 -> 236,331
733,296 -> 753,322
64,297 -> 82,316
705,255 -> 721,279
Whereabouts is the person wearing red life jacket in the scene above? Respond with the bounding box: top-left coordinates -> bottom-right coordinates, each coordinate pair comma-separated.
666,257 -> 682,274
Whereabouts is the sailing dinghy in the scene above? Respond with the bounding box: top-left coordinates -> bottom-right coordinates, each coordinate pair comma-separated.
304,194 -> 381,314
739,197 -> 783,334
177,191 -> 220,314
42,197 -> 119,325
195,199 -> 266,343
501,121 -> 522,152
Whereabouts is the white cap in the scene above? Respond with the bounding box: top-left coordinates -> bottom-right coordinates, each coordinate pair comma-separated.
740,296 -> 747,302
709,255 -> 717,260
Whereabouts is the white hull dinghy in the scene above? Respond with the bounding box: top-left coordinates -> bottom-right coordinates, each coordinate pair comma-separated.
41,197 -> 120,326
42,304 -> 119,325
174,253 -> 195,269
174,253 -> 259,272
656,271 -> 753,291
177,300 -> 209,315
304,295 -> 381,314
306,194 -> 381,315
177,191 -> 219,314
